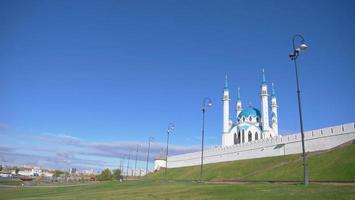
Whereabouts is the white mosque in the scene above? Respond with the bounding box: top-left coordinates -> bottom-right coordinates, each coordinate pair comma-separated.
222,69 -> 279,146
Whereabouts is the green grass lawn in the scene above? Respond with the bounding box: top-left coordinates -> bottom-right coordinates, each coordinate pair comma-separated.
0,178 -> 23,186
0,180 -> 354,200
149,143 -> 355,181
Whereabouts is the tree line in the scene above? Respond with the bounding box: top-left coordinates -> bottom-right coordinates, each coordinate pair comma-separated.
96,169 -> 123,181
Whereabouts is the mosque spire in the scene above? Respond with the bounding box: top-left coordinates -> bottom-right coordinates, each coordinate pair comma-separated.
262,68 -> 266,84
237,87 -> 241,100
236,87 -> 242,117
260,68 -> 270,132
271,82 -> 276,97
270,82 -> 278,136
224,74 -> 229,90
222,74 -> 231,146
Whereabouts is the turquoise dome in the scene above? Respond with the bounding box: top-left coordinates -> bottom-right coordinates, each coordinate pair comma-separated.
238,107 -> 261,119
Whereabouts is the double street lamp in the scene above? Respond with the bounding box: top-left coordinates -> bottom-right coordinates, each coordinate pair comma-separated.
200,97 -> 213,182
289,34 -> 309,186
165,123 -> 175,177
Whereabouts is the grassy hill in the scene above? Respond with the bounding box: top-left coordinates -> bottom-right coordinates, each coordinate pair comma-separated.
148,142 -> 355,182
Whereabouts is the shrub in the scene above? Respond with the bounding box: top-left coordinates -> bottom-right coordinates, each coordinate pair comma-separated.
113,169 -> 123,180
97,169 -> 113,181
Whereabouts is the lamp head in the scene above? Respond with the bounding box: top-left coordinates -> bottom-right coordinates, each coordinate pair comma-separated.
207,102 -> 213,108
206,98 -> 213,108
168,123 -> 175,132
202,98 -> 213,110
300,42 -> 307,51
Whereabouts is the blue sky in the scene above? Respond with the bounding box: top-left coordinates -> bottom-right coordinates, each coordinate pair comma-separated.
0,0 -> 354,171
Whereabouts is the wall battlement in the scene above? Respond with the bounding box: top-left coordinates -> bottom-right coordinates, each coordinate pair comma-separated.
166,122 -> 355,168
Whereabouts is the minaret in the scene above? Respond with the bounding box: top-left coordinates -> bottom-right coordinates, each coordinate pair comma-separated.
236,87 -> 242,117
260,69 -> 270,137
222,74 -> 231,146
271,82 -> 278,136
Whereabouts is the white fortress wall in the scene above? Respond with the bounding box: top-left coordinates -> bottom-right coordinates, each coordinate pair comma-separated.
167,122 -> 355,168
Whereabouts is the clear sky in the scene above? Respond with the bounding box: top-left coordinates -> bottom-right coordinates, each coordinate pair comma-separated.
0,0 -> 354,171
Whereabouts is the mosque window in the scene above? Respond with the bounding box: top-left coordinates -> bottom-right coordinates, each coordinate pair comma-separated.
238,131 -> 241,144
256,117 -> 259,122
255,132 -> 258,140
248,131 -> 252,142
249,116 -> 252,122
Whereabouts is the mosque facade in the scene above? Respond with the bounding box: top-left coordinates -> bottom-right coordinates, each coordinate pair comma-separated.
222,69 -> 279,146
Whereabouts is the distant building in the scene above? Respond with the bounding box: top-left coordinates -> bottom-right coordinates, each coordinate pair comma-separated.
15,167 -> 53,177
0,172 -> 12,178
154,149 -> 166,171
81,169 -> 95,175
69,168 -> 77,174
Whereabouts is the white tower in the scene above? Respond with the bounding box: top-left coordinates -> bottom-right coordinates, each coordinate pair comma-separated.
271,82 -> 278,136
260,69 -> 270,138
236,87 -> 242,117
222,75 -> 231,146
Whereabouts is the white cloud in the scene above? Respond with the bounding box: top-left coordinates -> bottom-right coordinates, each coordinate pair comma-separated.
1,133 -> 202,170
37,133 -> 201,160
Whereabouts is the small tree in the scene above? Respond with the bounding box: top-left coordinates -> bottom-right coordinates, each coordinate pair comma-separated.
113,169 -> 123,180
53,170 -> 64,178
15,167 -> 20,175
0,165 -> 3,172
97,168 -> 113,181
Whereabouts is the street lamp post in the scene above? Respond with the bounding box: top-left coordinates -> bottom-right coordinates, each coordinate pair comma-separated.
126,151 -> 131,180
200,98 -> 213,182
145,137 -> 154,176
119,159 -> 123,173
289,34 -> 309,186
122,157 -> 126,178
165,123 -> 175,177
134,145 -> 140,177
